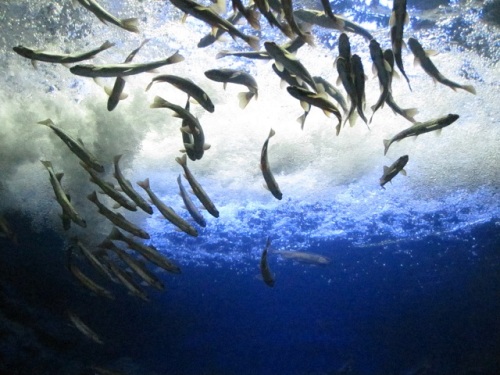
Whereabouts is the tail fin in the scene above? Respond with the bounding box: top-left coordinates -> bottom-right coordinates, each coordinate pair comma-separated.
121,18 -> 140,33
100,40 -> 115,51
238,92 -> 255,109
462,84 -> 476,95
247,9 -> 261,30
107,226 -> 125,242
383,139 -> 391,156
403,108 -> 418,122
215,50 -> 229,59
113,154 -> 123,166
175,154 -> 187,167
136,178 -> 150,190
150,96 -> 168,109
87,191 -> 99,204
167,51 -> 185,64
37,118 -> 55,127
247,36 -> 260,51
40,160 -> 53,170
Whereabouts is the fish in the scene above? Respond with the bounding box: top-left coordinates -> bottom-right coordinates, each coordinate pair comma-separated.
37,118 -> 104,173
337,32 -> 351,63
75,0 -> 139,33
136,178 -> 198,237
216,37 -> 305,60
66,246 -> 114,299
80,162 -> 137,211
177,175 -> 207,227
13,41 -> 114,69
71,237 -> 116,280
106,39 -> 149,111
380,155 -> 409,189
87,191 -> 150,239
197,10 -> 244,48
40,161 -> 87,228
408,38 -> 476,95
179,100 -> 198,162
273,250 -> 331,265
231,0 -> 260,30
260,129 -> 282,200
383,49 -> 418,123
369,39 -> 392,123
70,51 -> 184,78
170,0 -> 260,51
107,227 -> 182,274
146,74 -> 215,113
253,0 -> 294,39
293,9 -> 373,41
204,68 -> 258,109
286,86 -> 342,132
113,154 -> 153,215
350,54 -> 369,127
99,239 -> 165,291
98,252 -> 150,302
264,41 -> 317,91
150,96 -> 209,160
389,0 -> 411,90
175,154 -> 219,218
0,215 -> 18,245
67,310 -> 103,344
260,237 -> 275,287
336,57 -> 357,131
281,0 -> 314,45
383,114 -> 460,155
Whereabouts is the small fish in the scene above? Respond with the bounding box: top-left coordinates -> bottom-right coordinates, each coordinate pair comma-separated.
337,33 -> 351,63
389,0 -> 411,90
137,178 -> 198,237
260,129 -> 282,200
264,41 -> 317,91
170,0 -> 260,51
281,0 -> 314,45
99,239 -> 165,291
260,237 -> 275,287
351,54 -> 369,127
146,74 -> 214,113
70,51 -> 184,78
72,237 -> 115,280
67,310 -> 103,344
197,10 -> 244,48
80,162 -> 137,211
273,250 -> 331,265
66,246 -> 114,299
383,49 -> 418,123
293,9 -> 373,41
380,155 -> 409,189
179,100 -> 198,162
408,38 -> 476,95
106,39 -> 149,111
13,41 -> 114,69
216,37 -> 306,60
177,175 -> 207,227
38,119 -> 104,173
41,161 -> 87,228
286,86 -> 342,131
150,96 -> 209,160
113,154 -> 153,215
383,114 -> 459,155
87,191 -> 150,239
76,0 -> 139,33
369,39 -> 392,123
253,0 -> 294,39
175,154 -> 219,218
231,0 -> 260,30
204,68 -> 258,109
336,57 -> 357,131
107,227 -> 181,274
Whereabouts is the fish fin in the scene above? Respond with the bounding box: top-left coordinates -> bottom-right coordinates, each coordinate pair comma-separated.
297,113 -> 307,130
181,13 -> 188,23
87,191 -> 99,204
383,139 -> 391,156
392,70 -> 400,80
203,143 -> 211,150
37,118 -> 55,127
322,109 -> 331,117
223,82 -> 227,90
389,11 -> 395,27
180,126 -> 192,134
462,85 -> 476,95
403,108 -> 419,121
248,9 -> 261,30
247,36 -> 260,51
348,111 -> 357,127
315,82 -> 325,93
268,128 -> 276,138
262,183 -> 270,192
56,172 -> 64,182
175,154 -> 187,166
150,95 -> 167,109
413,57 -> 420,67
300,101 -> 310,112
275,62 -> 284,72
435,128 -> 442,136
238,92 -> 255,109
404,12 -> 410,25
400,169 -> 407,176
384,59 -> 392,72
104,86 -> 113,96
336,75 -> 342,86
119,92 -> 129,100
100,40 -> 115,50
372,63 -> 378,75
31,60 -> 38,70
147,69 -> 160,74
136,178 -> 150,190
215,50 -> 229,59
383,166 -> 389,173
424,49 -> 438,57
279,79 -> 287,89
93,77 -> 105,87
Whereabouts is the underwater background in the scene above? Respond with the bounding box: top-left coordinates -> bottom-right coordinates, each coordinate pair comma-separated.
0,0 -> 499,374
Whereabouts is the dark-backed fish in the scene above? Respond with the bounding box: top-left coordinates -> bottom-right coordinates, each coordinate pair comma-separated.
336,57 -> 356,131
260,129 -> 282,200
408,38 -> 476,95
380,155 -> 409,189
216,37 -> 305,60
312,76 -> 348,113
260,237 -> 275,287
76,0 -> 139,33
389,0 -> 411,90
177,175 -> 206,227
369,39 -> 392,123
383,114 -> 459,155
205,68 -> 258,109
351,54 -> 369,126
67,310 -> 103,344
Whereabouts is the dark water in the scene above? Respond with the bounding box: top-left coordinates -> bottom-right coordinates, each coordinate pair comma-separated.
1,213 -> 499,375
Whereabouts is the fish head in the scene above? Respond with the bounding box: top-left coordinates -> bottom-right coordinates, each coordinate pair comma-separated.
12,45 -> 31,57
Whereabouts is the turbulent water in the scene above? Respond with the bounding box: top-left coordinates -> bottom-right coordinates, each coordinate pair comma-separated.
0,0 -> 499,374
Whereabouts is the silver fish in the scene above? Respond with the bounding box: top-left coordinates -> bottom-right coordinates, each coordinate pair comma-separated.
70,51 -> 184,78
76,0 -> 139,33
204,68 -> 258,109
274,250 -> 331,265
389,0 -> 411,90
383,114 -> 460,155
177,175 -> 206,227
260,237 -> 275,287
67,310 -> 103,344
38,118 -> 104,173
380,155 -> 409,189
260,129 -> 282,200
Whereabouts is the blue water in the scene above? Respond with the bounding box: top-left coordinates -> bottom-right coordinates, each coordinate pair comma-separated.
1,0 -> 499,374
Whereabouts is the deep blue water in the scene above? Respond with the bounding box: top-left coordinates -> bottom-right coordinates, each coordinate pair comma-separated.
1,214 -> 499,375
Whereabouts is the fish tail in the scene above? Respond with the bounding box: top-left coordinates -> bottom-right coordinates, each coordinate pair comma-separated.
383,139 -> 391,156
175,154 -> 187,167
248,10 -> 261,30
296,113 -> 307,130
403,108 -> 419,122
121,18 -> 140,33
237,92 -> 255,109
150,96 -> 168,109
87,191 -> 99,204
113,154 -> 123,166
136,178 -> 150,190
107,226 -> 124,242
97,238 -> 114,250
268,128 -> 276,138
215,50 -> 229,59
247,36 -> 260,51
168,51 -> 185,64
40,160 -> 52,169
462,84 -> 476,95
